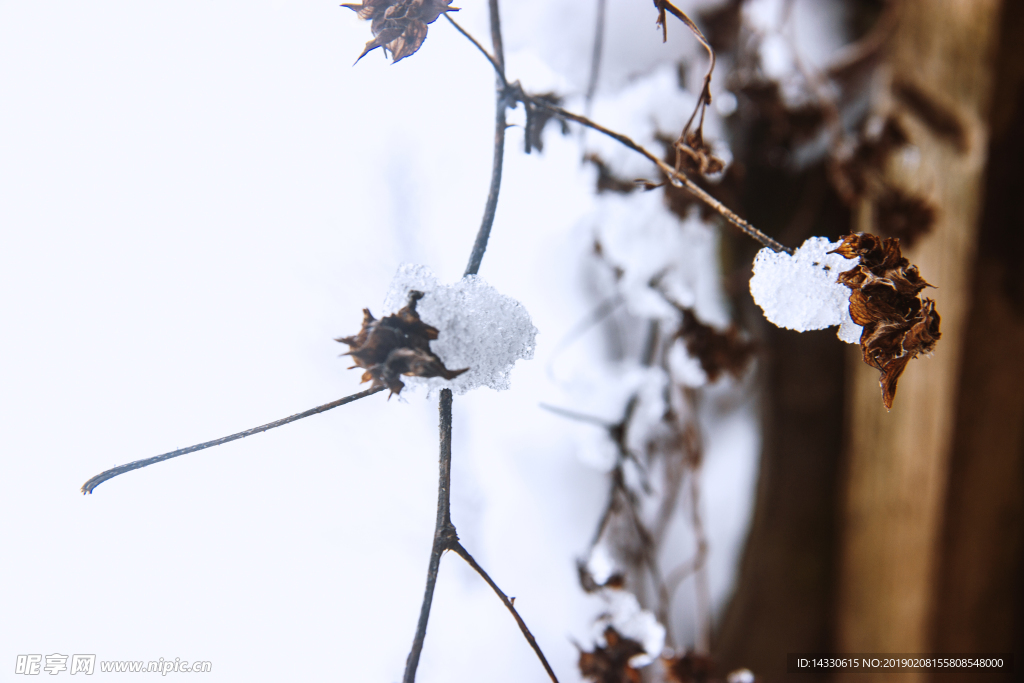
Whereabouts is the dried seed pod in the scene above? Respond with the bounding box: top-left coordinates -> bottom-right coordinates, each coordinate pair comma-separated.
336,290 -> 467,396
831,233 -> 941,409
663,651 -> 717,683
578,627 -> 646,683
343,0 -> 456,63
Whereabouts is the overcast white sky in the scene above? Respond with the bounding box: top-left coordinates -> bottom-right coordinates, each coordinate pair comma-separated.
0,1 -> 773,680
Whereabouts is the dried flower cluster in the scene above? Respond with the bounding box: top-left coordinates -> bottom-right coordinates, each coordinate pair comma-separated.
336,290 -> 467,396
831,233 -> 941,410
343,0 -> 455,63
675,131 -> 726,177
663,651 -> 716,683
662,651 -> 755,683
578,627 -> 646,683
675,308 -> 756,383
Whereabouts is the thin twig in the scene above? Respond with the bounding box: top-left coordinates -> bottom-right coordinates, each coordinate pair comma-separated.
656,1 -> 716,145
445,15 -> 508,90
584,0 -> 608,114
451,541 -> 560,683
824,0 -> 896,78
527,99 -> 793,254
545,294 -> 623,379
664,536 -> 708,596
405,3 -> 518,681
444,16 -> 793,255
403,389 -> 457,683
689,468 -> 712,652
462,0 -> 508,277
80,385 -> 385,494
539,403 -> 616,428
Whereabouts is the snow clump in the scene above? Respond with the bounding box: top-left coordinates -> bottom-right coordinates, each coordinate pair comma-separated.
382,264 -> 537,395
592,589 -> 666,667
749,236 -> 863,344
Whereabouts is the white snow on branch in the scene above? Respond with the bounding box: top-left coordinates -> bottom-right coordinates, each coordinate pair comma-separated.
382,264 -> 537,395
749,236 -> 862,344
593,589 -> 666,667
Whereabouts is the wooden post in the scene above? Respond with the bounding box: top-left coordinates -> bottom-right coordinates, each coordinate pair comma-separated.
835,1 -> 1004,680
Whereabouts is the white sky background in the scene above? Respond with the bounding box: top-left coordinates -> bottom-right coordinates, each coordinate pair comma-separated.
0,0 -> 858,679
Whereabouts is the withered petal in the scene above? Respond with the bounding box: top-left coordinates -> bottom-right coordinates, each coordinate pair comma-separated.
578,627 -> 646,683
347,0 -> 454,64
879,353 -> 912,411
341,3 -> 378,20
388,19 -> 428,62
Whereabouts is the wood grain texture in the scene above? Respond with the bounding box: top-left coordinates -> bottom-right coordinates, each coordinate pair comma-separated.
835,1 -> 1004,680
931,1 -> 1024,678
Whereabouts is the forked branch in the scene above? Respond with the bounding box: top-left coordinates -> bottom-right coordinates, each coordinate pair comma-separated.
451,542 -> 560,683
404,2 -> 559,682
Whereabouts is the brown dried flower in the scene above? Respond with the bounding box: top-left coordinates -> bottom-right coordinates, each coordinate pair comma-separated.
663,651 -> 716,683
675,131 -> 726,176
676,309 -> 756,383
577,561 -> 626,593
525,93 -> 570,154
336,290 -> 467,396
585,154 -> 642,195
343,0 -> 456,63
831,233 -> 941,410
578,627 -> 646,683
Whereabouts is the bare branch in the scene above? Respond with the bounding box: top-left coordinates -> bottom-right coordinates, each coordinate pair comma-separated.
80,385 -> 385,494
655,1 -> 716,142
451,541 -> 560,683
526,99 -> 793,255
445,15 -> 508,90
462,0 -> 508,277
546,294 -> 623,378
444,15 -> 792,254
688,469 -> 712,652
584,0 -> 608,113
405,3 -> 512,681
403,389 -> 457,683
539,403 -> 616,428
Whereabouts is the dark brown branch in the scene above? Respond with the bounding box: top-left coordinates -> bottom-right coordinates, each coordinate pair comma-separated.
451,541 -> 560,683
403,391 -> 560,683
405,3 -> 515,681
403,389 -> 456,683
444,14 -> 792,254
80,385 -> 385,494
526,99 -> 793,255
463,0 -> 507,277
